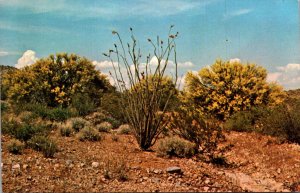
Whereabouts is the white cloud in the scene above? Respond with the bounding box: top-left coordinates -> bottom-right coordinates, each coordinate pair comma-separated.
0,51 -> 9,56
149,56 -> 194,68
267,72 -> 282,82
229,58 -> 241,64
267,63 -> 300,90
92,60 -> 118,71
15,50 -> 38,69
224,9 -> 253,20
93,56 -> 195,90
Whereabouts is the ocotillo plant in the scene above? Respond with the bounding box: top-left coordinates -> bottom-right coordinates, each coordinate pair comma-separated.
103,26 -> 178,150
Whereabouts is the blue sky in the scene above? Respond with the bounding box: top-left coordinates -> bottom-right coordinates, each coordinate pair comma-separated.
0,0 -> 299,89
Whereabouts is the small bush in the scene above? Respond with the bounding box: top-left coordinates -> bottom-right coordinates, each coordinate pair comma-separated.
86,111 -> 121,128
48,107 -> 71,122
167,106 -> 224,160
7,139 -> 24,154
77,127 -> 101,142
97,122 -> 112,133
100,92 -> 127,124
224,111 -> 254,132
13,124 -> 45,142
60,126 -> 72,137
1,118 -> 20,135
157,136 -> 196,158
27,136 -> 58,158
1,101 -> 8,112
19,111 -> 38,123
71,117 -> 87,132
260,103 -> 300,144
71,93 -> 97,116
117,124 -> 132,135
103,154 -> 128,181
224,106 -> 269,132
111,134 -> 119,142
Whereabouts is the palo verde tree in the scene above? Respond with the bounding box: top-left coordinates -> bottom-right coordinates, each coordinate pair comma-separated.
183,60 -> 286,120
103,26 -> 179,150
6,53 -> 110,107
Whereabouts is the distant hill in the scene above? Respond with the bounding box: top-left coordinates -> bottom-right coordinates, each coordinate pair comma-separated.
0,65 -> 17,74
286,89 -> 300,99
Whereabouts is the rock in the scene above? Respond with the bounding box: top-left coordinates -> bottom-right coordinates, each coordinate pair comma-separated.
1,163 -> 3,168
225,171 -> 285,192
277,168 -> 281,174
204,178 -> 210,184
65,160 -> 72,166
166,166 -> 182,174
92,162 -> 99,168
131,166 -> 141,170
153,169 -> 162,174
54,163 -> 59,168
23,164 -> 29,169
143,177 -> 149,181
152,178 -> 160,183
203,187 -> 209,191
12,164 -> 20,170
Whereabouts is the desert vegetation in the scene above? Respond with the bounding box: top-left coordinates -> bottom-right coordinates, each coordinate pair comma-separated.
1,27 -> 300,192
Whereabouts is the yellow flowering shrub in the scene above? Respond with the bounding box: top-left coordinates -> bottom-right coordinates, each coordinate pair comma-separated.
6,53 -> 111,107
183,60 -> 286,120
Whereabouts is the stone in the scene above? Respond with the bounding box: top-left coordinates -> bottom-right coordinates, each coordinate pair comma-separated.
151,178 -> 160,183
92,162 -> 99,168
153,169 -> 162,174
12,164 -> 20,170
203,187 -> 209,191
204,178 -> 210,184
166,166 -> 182,174
277,168 -> 281,174
23,164 -> 29,169
65,160 -> 72,166
225,171 -> 285,192
143,177 -> 149,181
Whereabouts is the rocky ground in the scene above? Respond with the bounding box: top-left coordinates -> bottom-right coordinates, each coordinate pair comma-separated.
2,130 -> 300,192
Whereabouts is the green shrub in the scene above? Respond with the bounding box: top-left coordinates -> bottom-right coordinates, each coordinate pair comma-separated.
71,93 -> 97,116
157,136 -> 196,158
167,105 -> 224,159
60,126 -> 72,137
100,92 -> 127,124
48,107 -> 71,122
1,101 -> 8,112
224,106 -> 269,132
27,135 -> 58,158
1,118 -> 20,135
71,117 -> 87,132
17,103 -> 50,118
117,124 -> 132,135
19,111 -> 38,123
224,111 -> 254,132
87,111 -> 121,128
260,103 -> 300,144
97,122 -> 112,133
13,124 -> 46,142
7,139 -> 24,154
77,127 -> 101,141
